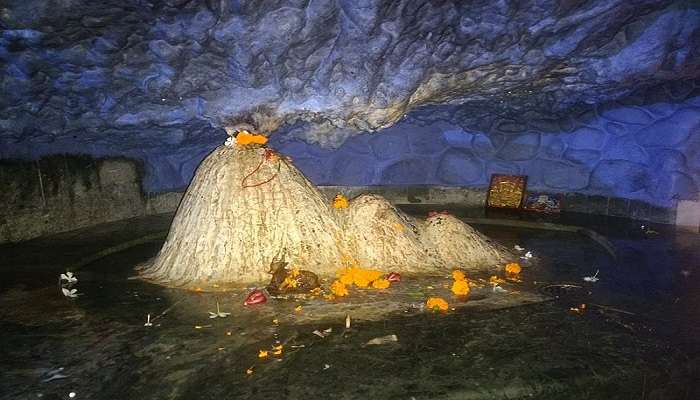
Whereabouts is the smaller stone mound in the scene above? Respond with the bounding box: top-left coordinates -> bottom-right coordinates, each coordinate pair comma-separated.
341,194 -> 444,273
341,195 -> 512,273
420,214 -> 509,272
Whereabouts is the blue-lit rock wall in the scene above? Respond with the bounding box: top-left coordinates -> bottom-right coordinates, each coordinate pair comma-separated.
269,97 -> 700,208
1,0 -> 699,206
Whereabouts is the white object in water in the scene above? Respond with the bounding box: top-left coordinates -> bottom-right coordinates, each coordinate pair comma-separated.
312,328 -> 332,338
60,272 -> 77,284
144,314 -> 153,327
520,251 -> 533,260
365,334 -> 398,345
492,284 -> 507,293
61,288 -> 79,298
583,269 -> 600,283
69,392 -> 76,398
514,245 -> 525,252
208,301 -> 231,319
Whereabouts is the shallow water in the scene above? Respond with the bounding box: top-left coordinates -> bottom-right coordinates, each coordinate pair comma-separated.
1,219 -> 698,400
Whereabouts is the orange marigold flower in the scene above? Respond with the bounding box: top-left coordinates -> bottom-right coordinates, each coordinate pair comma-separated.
363,269 -> 383,282
332,194 -> 349,209
258,350 -> 269,358
452,270 -> 466,281
426,297 -> 449,312
272,345 -> 283,355
371,278 -> 391,289
339,270 -> 355,285
451,279 -> 470,296
330,280 -> 349,297
353,275 -> 371,288
505,262 -> 522,275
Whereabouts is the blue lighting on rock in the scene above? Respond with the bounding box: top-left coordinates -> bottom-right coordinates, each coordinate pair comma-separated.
0,0 -> 697,207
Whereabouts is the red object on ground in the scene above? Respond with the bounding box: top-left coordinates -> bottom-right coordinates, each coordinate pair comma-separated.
386,272 -> 401,283
244,289 -> 267,305
427,210 -> 450,218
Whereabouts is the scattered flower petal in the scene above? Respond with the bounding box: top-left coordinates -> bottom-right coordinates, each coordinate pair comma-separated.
60,272 -> 78,284
583,269 -> 600,283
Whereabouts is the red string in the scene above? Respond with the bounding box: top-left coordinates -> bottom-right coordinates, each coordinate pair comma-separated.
241,150 -> 279,188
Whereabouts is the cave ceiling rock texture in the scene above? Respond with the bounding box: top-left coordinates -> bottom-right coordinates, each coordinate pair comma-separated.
1,0 -> 698,159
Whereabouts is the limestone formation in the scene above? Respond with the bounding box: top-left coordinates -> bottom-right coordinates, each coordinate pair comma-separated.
139,145 -> 510,288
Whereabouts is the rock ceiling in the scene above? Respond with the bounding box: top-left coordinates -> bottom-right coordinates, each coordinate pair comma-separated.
1,0 -> 698,153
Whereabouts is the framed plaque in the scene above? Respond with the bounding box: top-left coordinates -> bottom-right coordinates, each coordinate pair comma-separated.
486,174 -> 527,209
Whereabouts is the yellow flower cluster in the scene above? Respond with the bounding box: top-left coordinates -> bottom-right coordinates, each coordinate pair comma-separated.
426,297 -> 449,312
332,194 -> 349,209
330,265 -> 393,297
330,280 -> 349,297
451,269 -> 470,297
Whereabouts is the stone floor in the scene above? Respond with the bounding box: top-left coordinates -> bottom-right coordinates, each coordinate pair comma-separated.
0,210 -> 698,399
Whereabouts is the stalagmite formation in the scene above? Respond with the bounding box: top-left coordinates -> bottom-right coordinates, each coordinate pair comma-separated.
139,142 -> 511,288
139,144 -> 348,286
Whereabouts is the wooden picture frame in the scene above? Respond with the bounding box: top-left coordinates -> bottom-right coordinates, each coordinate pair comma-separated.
486,174 -> 527,210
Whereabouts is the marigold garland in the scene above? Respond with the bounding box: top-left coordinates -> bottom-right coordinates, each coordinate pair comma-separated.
235,131 -> 268,145
330,265 -> 396,297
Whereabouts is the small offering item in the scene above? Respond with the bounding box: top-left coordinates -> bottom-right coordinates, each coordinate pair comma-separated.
244,289 -> 267,306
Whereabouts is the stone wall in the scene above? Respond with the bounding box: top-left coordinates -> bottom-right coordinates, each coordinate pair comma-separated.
0,155 -> 176,243
270,97 -> 700,209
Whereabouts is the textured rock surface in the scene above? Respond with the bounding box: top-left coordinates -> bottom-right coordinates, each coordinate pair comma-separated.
1,0 -> 699,207
271,97 -> 700,207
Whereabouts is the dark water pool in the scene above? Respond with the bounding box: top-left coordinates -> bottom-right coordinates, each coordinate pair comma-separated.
1,221 -> 698,400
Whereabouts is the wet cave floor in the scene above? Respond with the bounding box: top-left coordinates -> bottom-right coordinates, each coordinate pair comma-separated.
1,209 -> 699,400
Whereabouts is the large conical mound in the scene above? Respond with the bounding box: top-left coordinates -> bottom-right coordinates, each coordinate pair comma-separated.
139,145 -> 347,287
139,143 -> 513,289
